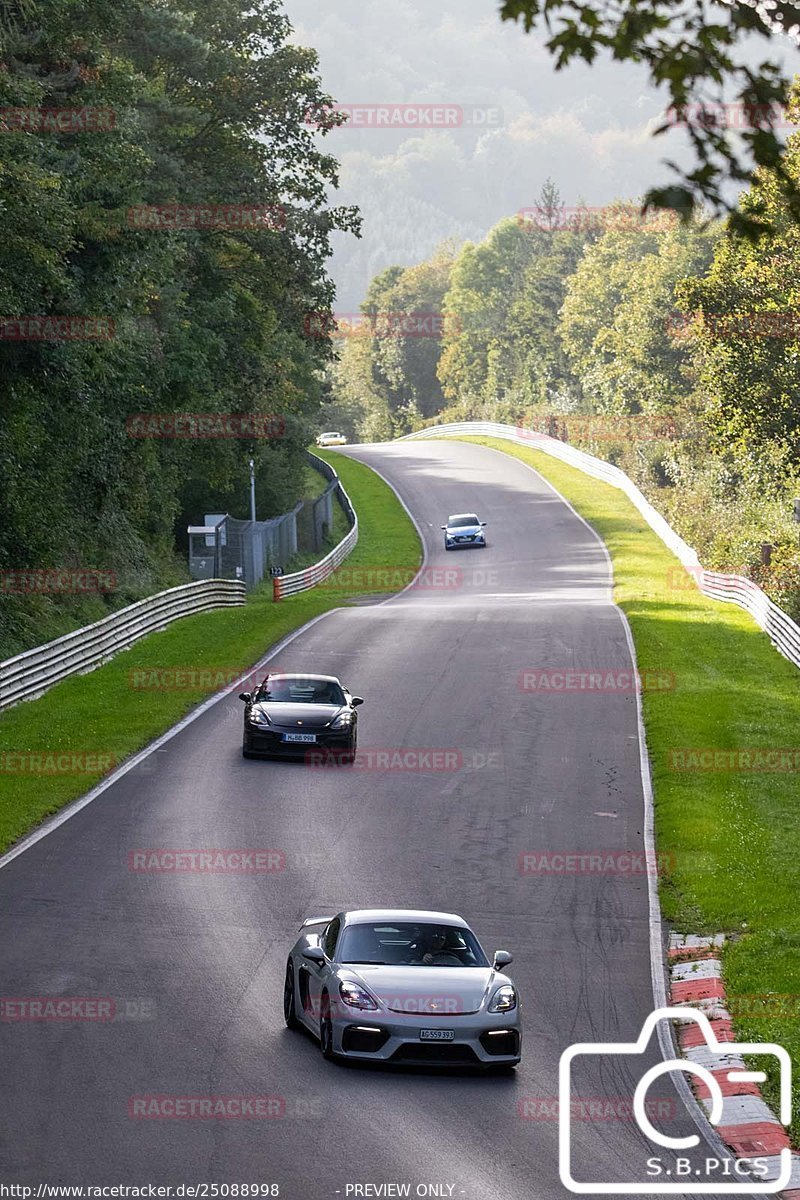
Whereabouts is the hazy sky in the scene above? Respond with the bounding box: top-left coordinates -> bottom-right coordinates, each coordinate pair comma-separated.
282,0 -> 800,308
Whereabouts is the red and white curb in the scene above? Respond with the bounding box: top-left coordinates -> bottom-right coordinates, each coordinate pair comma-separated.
669,933 -> 800,1196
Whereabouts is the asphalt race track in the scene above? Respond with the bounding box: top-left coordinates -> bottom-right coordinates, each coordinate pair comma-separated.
0,440 -> 743,1198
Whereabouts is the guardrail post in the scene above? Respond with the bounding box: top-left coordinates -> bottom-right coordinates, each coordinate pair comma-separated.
273,576 -> 282,602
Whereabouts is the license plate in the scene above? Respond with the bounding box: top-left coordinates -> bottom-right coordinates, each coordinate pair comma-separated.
282,732 -> 317,743
419,1029 -> 455,1041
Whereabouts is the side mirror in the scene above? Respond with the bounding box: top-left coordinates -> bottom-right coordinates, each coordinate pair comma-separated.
440,525 -> 447,530
302,946 -> 326,965
480,522 -> 487,527
351,697 -> 364,707
239,692 -> 251,703
493,950 -> 513,969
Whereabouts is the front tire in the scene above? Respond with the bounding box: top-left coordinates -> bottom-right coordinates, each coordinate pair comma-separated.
319,992 -> 336,1060
283,960 -> 301,1030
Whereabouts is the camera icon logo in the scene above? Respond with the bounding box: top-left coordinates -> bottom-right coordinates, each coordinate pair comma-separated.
558,1006 -> 792,1193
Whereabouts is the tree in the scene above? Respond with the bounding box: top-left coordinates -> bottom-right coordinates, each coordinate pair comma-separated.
499,0 -> 800,233
0,0 -> 357,656
437,217 -> 545,404
560,216 -> 719,412
675,131 -> 800,458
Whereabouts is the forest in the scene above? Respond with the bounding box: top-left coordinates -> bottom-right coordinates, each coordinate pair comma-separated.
323,158 -> 800,620
0,0 -> 353,656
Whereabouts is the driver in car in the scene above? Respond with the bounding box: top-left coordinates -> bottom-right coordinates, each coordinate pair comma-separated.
413,927 -> 462,966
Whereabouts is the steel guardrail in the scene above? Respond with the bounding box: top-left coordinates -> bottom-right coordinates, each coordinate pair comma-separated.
0,579 -> 246,713
400,421 -> 800,672
273,453 -> 358,599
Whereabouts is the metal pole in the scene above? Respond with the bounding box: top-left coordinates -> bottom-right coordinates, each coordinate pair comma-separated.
249,458 -> 256,523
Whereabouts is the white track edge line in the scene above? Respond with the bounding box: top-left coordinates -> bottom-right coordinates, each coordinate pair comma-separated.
335,446 -> 430,609
0,451 -> 428,874
451,436 -> 733,1159
0,611 -> 341,873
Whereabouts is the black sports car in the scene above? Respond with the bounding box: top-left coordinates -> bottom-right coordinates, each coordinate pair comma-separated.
239,673 -> 363,762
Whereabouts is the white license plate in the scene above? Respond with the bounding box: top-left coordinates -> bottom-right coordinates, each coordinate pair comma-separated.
419,1029 -> 455,1041
282,732 -> 317,743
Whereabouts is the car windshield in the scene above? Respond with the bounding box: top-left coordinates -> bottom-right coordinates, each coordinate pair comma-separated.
257,678 -> 345,705
338,921 -> 489,967
448,516 -> 479,528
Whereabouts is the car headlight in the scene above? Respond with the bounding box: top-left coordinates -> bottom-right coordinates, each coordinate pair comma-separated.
249,709 -> 270,726
339,980 -> 378,1010
488,984 -> 517,1013
329,710 -> 353,731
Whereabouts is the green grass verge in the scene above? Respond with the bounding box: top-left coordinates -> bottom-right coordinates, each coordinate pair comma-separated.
450,434 -> 800,1134
0,448 -> 420,855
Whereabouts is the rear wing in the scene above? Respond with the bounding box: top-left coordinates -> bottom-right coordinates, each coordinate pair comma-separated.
299,915 -> 333,930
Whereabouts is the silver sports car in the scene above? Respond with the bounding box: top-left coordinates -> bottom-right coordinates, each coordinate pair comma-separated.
283,908 -> 521,1068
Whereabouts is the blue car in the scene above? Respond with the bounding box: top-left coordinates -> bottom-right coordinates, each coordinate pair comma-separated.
441,512 -> 487,551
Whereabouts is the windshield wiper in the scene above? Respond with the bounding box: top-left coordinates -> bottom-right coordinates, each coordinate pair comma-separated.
342,959 -> 385,965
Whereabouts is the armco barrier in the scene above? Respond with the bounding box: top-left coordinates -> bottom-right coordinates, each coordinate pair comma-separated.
273,453 -> 358,599
0,579 -> 245,713
400,421 -> 800,673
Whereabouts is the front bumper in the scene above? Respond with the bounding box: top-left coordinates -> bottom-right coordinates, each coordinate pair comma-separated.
331,1010 -> 521,1065
445,535 -> 485,549
244,725 -> 353,759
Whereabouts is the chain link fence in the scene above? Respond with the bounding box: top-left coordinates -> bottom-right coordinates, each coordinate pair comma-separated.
188,453 -> 347,589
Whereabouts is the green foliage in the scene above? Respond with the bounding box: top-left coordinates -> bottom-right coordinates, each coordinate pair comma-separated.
676,130 -> 800,457
333,154 -> 800,620
463,432 -> 800,1141
560,216 -> 720,412
0,447 -> 420,851
437,216 -> 547,405
498,0 -> 800,233
0,0 -> 358,658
